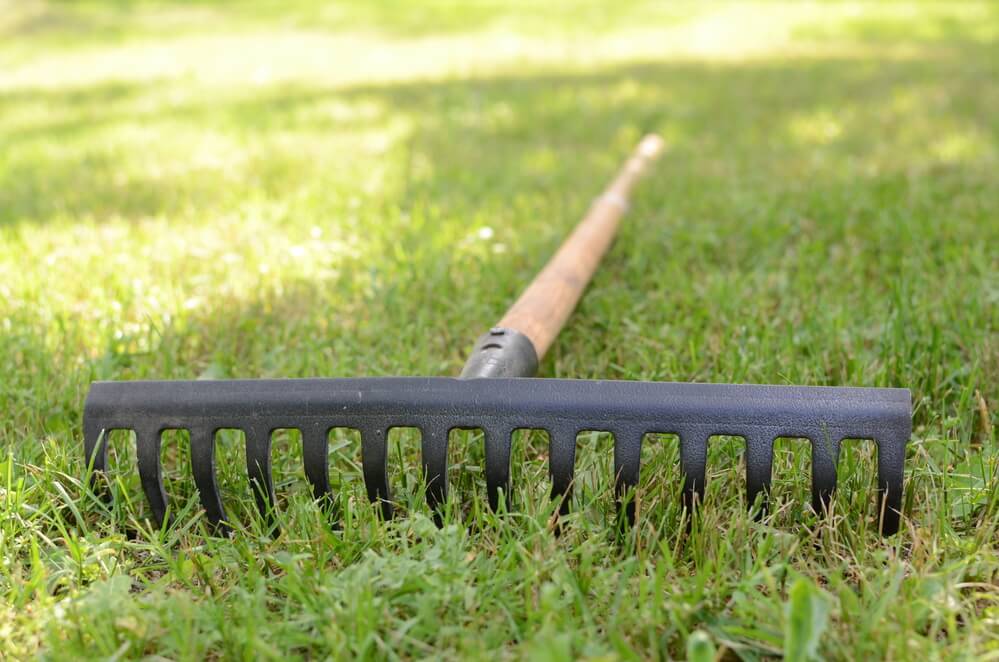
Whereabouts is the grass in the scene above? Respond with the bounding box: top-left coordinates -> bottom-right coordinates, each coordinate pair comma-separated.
1,0 -> 998,659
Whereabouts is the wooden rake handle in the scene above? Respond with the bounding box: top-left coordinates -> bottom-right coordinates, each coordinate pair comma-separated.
461,134 -> 665,379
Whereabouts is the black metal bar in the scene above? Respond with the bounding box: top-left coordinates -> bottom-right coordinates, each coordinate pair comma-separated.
483,426 -> 513,511
810,433 -> 842,515
359,424 -> 392,520
135,426 -> 169,528
678,425 -> 709,516
613,425 -> 643,525
301,423 -> 331,502
189,427 -> 230,535
245,424 -> 275,528
548,425 -> 577,518
876,428 -> 909,536
421,427 -> 448,524
744,430 -> 775,517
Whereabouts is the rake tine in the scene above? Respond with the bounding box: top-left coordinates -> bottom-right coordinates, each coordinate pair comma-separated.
135,426 -> 169,528
301,424 -> 332,502
549,426 -> 577,517
302,423 -> 340,526
745,431 -> 775,519
484,426 -> 513,512
613,426 -> 644,526
245,425 -> 276,528
421,427 -> 448,524
810,431 -> 841,516
877,429 -> 908,535
189,427 -> 230,534
359,425 -> 393,519
678,427 -> 708,515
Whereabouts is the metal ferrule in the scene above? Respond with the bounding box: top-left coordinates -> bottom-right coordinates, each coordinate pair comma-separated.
459,327 -> 539,379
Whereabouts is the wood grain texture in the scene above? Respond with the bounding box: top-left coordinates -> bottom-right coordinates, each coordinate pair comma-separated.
498,134 -> 664,359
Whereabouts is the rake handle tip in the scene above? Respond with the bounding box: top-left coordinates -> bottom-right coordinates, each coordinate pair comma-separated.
637,133 -> 666,160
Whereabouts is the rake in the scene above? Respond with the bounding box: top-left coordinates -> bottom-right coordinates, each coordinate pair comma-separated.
84,135 -> 911,536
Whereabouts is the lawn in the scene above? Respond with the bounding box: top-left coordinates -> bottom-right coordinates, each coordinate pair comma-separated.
1,1 -> 997,659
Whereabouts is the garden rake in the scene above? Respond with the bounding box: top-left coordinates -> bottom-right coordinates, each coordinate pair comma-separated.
84,134 -> 912,536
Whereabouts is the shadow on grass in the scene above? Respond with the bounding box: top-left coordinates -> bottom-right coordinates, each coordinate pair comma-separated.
6,1 -> 700,42
12,1 -> 999,43
2,39 -> 996,226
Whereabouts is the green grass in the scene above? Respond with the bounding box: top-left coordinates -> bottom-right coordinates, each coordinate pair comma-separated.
2,1 -> 998,659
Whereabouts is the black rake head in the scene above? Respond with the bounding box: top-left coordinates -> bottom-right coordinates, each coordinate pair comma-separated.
83,377 -> 911,536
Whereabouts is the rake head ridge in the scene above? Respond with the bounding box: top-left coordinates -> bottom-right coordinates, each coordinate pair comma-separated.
84,376 -> 911,534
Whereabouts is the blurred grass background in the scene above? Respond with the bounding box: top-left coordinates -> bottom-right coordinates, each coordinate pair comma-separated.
1,1 -> 997,659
